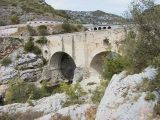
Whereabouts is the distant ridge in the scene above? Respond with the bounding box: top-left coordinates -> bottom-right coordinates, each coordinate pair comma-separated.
65,10 -> 126,25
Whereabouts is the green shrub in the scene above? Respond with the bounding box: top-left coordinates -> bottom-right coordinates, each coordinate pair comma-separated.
54,82 -> 86,107
5,79 -> 51,104
37,25 -> 48,36
36,36 -> 48,44
91,80 -> 108,105
0,21 -> 6,26
10,14 -> 19,24
27,25 -> 37,36
56,10 -> 71,19
140,73 -> 160,92
1,57 -> 12,66
149,55 -> 160,69
62,22 -> 79,33
24,37 -> 41,55
32,45 -> 41,55
24,37 -> 34,52
123,0 -> 160,71
102,56 -> 130,79
154,104 -> 160,116
145,92 -> 156,101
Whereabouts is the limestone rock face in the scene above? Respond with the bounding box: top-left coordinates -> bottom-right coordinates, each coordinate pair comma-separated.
0,52 -> 44,84
37,104 -> 95,120
96,67 -> 158,120
0,66 -> 18,84
0,93 -> 66,114
73,67 -> 89,84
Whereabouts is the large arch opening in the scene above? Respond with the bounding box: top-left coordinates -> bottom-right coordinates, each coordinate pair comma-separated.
90,51 -> 119,75
50,52 -> 76,81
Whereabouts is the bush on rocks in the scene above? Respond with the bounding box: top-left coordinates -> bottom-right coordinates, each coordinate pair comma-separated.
27,25 -> 37,36
36,36 -> 48,45
10,14 -> 19,24
102,56 -> 130,79
91,80 -> 108,105
24,37 -> 41,55
145,92 -> 156,101
37,25 -> 48,36
1,57 -> 12,66
154,104 -> 160,116
62,22 -> 80,33
53,82 -> 86,107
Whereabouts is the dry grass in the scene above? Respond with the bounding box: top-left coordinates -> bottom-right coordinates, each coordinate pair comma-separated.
0,111 -> 43,120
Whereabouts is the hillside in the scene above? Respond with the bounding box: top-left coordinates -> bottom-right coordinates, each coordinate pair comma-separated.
0,0 -> 70,25
65,10 -> 126,25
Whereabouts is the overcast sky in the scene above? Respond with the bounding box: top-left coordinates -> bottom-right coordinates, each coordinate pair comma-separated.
45,0 -> 160,16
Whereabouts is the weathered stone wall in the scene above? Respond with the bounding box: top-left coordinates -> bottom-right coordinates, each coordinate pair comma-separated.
37,28 -> 125,81
43,28 -> 125,70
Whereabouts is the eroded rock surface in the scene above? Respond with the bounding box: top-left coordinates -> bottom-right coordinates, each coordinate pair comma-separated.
96,67 -> 158,120
37,104 -> 95,120
0,52 -> 44,84
0,93 -> 66,114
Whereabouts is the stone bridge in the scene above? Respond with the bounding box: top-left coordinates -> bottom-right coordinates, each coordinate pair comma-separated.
40,28 -> 126,82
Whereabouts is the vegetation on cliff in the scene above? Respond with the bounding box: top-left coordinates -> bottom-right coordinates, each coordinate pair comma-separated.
0,0 -> 70,25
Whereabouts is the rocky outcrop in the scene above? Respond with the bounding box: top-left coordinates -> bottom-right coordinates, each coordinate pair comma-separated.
0,37 -> 23,59
73,67 -> 89,84
37,104 -> 96,120
0,52 -> 44,84
96,67 -> 158,120
0,93 -> 66,114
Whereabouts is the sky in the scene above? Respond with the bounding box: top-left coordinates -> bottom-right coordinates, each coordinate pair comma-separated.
45,0 -> 160,16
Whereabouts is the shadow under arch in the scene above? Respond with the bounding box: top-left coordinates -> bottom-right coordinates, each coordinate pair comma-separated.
50,52 -> 76,81
90,51 -> 119,75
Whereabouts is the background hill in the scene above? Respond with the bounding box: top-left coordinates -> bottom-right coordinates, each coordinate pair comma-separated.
0,0 -> 70,25
65,10 -> 126,25
0,0 -> 127,26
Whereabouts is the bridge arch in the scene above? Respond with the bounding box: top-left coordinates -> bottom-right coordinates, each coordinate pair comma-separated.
90,51 -> 119,75
98,27 -> 102,30
94,27 -> 98,30
50,52 -> 76,81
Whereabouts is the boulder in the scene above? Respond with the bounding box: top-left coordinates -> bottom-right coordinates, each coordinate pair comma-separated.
0,53 -> 44,83
0,66 -> 18,84
0,93 -> 66,114
96,67 -> 158,120
37,104 -> 96,120
20,68 -> 42,82
73,67 -> 89,84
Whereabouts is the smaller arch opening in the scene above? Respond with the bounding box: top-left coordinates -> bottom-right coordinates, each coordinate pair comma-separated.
108,26 -> 111,29
103,27 -> 107,30
98,27 -> 102,30
44,50 -> 48,54
94,27 -> 98,30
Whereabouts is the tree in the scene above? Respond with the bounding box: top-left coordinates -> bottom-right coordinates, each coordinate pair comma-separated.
123,0 -> 160,71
